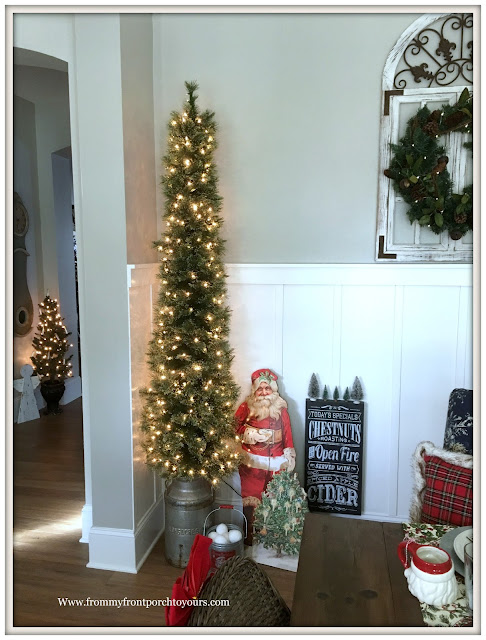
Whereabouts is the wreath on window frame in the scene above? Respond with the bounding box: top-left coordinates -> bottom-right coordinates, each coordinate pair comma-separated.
384,88 -> 472,241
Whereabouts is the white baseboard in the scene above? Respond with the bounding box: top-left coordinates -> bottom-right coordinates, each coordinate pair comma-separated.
87,497 -> 165,573
135,496 -> 165,571
79,503 -> 92,543
331,511 -> 407,523
87,527 -> 137,573
60,375 -> 82,405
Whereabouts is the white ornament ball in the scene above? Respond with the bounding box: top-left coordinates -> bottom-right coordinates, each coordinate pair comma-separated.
208,531 -> 218,540
213,534 -> 228,545
216,523 -> 228,535
228,529 -> 242,543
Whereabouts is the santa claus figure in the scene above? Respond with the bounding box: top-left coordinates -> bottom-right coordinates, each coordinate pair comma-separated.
235,369 -> 296,544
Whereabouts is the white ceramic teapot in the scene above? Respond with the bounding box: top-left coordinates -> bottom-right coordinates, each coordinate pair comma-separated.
397,541 -> 458,606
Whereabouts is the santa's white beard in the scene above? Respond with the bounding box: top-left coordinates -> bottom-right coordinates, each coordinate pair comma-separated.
246,391 -> 287,421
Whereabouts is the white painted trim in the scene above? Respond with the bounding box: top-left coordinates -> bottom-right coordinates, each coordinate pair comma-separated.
332,512 -> 406,524
135,496 -> 165,572
274,284 -> 284,376
388,285 -> 404,518
125,264 -> 136,566
382,13 -> 448,91
455,286 -> 472,388
128,263 -> 158,288
79,503 -> 92,543
128,261 -> 472,525
87,496 -> 164,572
87,527 -> 137,573
128,262 -> 472,287
227,263 -> 472,286
376,86 -> 473,263
331,285 -> 342,384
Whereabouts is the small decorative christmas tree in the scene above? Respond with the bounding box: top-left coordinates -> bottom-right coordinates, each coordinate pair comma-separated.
31,294 -> 73,382
333,386 -> 340,400
254,471 -> 308,557
308,373 -> 319,399
343,387 -> 350,401
140,82 -> 241,485
351,377 -> 364,402
322,385 -> 329,400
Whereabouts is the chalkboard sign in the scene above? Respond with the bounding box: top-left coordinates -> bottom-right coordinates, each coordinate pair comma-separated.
305,399 -> 365,516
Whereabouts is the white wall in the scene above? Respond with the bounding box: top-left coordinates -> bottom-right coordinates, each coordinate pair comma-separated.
121,15 -> 165,561
14,65 -> 82,409
120,14 -> 158,265
153,12 -> 421,263
51,153 -> 80,387
13,95 -> 40,379
129,263 -> 472,522
13,13 -> 73,65
13,11 -> 165,573
13,65 -> 71,300
72,14 -> 132,533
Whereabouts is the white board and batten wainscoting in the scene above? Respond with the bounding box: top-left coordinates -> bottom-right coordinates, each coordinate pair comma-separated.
128,263 -> 472,528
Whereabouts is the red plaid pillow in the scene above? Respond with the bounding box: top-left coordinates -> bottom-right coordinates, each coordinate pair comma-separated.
421,454 -> 473,526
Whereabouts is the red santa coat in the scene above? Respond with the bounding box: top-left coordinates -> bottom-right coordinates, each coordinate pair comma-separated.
235,401 -> 294,506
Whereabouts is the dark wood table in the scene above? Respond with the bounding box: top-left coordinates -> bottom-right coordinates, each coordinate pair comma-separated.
291,512 -> 425,627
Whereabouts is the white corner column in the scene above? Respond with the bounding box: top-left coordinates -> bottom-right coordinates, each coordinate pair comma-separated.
72,14 -> 136,572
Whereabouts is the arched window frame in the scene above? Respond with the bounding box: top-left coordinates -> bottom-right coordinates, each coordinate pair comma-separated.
375,13 -> 473,262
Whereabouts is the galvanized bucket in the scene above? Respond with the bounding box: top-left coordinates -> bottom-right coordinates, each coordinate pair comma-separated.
204,504 -> 247,570
164,477 -> 214,568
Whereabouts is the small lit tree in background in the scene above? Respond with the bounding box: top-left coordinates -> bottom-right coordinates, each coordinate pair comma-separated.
31,294 -> 73,382
254,471 -> 309,557
31,294 -> 73,414
140,82 -> 241,485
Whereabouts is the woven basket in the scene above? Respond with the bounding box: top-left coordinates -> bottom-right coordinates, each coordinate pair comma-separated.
187,556 -> 291,627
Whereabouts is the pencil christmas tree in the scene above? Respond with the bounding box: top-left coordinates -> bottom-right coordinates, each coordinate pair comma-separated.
140,82 -> 240,485
254,471 -> 308,557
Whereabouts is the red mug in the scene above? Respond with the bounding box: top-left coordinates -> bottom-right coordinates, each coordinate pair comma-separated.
397,540 -> 452,574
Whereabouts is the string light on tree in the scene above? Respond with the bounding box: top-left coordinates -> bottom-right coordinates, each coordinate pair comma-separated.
140,81 -> 241,484
31,294 -> 73,382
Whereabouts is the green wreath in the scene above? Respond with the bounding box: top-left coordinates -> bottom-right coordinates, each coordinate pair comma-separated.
384,88 -> 472,240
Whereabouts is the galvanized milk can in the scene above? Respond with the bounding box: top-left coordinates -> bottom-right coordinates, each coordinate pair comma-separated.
164,477 -> 214,568
204,504 -> 247,570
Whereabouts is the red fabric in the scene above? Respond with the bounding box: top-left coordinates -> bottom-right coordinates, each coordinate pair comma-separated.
251,368 -> 278,382
165,534 -> 213,626
421,455 -> 473,527
239,465 -> 275,501
235,403 -> 294,457
235,403 -> 294,502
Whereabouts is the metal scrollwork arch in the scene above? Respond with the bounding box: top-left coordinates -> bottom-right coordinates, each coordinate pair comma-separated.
394,13 -> 473,89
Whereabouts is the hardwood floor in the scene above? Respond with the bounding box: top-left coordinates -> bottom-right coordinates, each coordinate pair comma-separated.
12,398 -> 296,628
